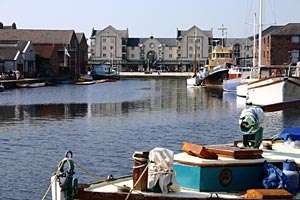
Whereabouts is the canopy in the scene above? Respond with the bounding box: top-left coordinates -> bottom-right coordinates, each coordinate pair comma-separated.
279,128 -> 300,141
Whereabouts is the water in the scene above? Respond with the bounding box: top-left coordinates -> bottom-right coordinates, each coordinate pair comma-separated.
0,79 -> 299,199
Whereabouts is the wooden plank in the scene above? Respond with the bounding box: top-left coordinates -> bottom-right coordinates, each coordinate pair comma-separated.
246,189 -> 292,199
206,145 -> 263,159
181,142 -> 218,159
260,99 -> 300,112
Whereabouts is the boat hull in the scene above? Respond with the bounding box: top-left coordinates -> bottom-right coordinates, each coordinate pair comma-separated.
203,69 -> 228,86
223,78 -> 241,92
247,77 -> 300,106
92,74 -> 120,80
236,82 -> 248,97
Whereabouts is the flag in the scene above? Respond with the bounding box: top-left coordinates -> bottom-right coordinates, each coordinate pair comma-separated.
64,48 -> 70,57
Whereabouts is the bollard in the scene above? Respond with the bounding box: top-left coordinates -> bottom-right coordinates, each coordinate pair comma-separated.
132,151 -> 149,191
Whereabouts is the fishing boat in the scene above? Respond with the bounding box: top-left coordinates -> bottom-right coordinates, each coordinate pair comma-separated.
203,47 -> 236,87
91,63 -> 120,81
49,101 -> 300,200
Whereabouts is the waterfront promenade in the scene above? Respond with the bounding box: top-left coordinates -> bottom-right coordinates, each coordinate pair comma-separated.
0,72 -> 192,89
119,71 -> 192,78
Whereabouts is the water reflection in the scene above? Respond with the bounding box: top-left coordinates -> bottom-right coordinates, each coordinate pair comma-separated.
0,79 -> 299,200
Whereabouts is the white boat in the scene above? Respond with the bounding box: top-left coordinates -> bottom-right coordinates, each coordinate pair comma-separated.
247,65 -> 300,106
186,32 -> 203,87
0,84 -> 5,92
27,82 -> 46,88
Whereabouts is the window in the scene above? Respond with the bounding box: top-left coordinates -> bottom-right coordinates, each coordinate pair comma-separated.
169,54 -> 172,58
233,43 -> 241,58
131,46 -> 135,50
103,46 -> 106,50
189,46 -> 193,51
169,47 -> 172,51
131,54 -> 134,58
292,36 -> 299,43
189,54 -> 193,58
110,46 -> 114,50
102,38 -> 106,43
103,53 -> 106,58
110,37 -> 114,43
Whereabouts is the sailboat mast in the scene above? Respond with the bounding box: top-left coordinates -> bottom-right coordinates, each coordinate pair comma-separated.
258,0 -> 262,67
253,13 -> 256,66
194,31 -> 197,76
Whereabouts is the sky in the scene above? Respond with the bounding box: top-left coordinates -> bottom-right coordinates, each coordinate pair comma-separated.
1,0 -> 300,41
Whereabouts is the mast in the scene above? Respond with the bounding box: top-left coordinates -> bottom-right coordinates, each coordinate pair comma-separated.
253,13 -> 256,66
218,24 -> 227,49
258,0 -> 262,67
193,31 -> 197,76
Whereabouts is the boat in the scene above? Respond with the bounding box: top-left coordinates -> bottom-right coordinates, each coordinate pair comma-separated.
74,80 -> 95,85
240,0 -> 300,105
27,82 -> 46,88
49,101 -> 300,200
202,47 -> 237,87
203,63 -> 231,87
91,63 -> 120,81
186,32 -> 203,87
0,84 -> 5,92
223,66 -> 251,92
16,83 -> 28,88
246,65 -> 300,106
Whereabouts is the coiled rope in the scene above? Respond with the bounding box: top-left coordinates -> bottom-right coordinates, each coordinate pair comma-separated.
42,156 -> 149,200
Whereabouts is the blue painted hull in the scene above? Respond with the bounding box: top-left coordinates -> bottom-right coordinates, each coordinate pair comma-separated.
174,162 -> 264,192
223,78 -> 241,92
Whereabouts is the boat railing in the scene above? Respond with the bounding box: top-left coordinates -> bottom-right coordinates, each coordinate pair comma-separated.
209,63 -> 229,74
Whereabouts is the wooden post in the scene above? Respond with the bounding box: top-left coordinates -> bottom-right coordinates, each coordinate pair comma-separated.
133,151 -> 149,191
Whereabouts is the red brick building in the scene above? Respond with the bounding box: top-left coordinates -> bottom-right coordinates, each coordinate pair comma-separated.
0,26 -> 88,78
257,23 -> 300,66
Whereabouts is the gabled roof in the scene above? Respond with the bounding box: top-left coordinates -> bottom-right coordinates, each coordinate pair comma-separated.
0,29 -> 75,44
92,25 -> 128,38
0,40 -> 28,60
33,45 -> 55,59
271,23 -> 300,35
177,25 -> 213,38
262,25 -> 283,37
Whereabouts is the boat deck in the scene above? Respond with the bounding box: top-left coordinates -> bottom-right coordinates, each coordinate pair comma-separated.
80,142 -> 300,199
85,177 -> 244,199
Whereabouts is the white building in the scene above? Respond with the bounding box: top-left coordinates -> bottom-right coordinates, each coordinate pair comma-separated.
90,25 -> 213,72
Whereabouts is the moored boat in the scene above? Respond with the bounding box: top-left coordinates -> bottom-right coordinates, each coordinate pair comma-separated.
49,103 -> 300,200
223,66 -> 251,92
247,65 -> 300,106
91,63 -> 120,81
16,83 -> 28,88
0,84 -> 5,92
28,82 -> 46,88
74,80 -> 95,85
203,47 -> 237,87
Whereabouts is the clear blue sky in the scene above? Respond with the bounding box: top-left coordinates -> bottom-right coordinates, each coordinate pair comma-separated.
1,0 -> 300,40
